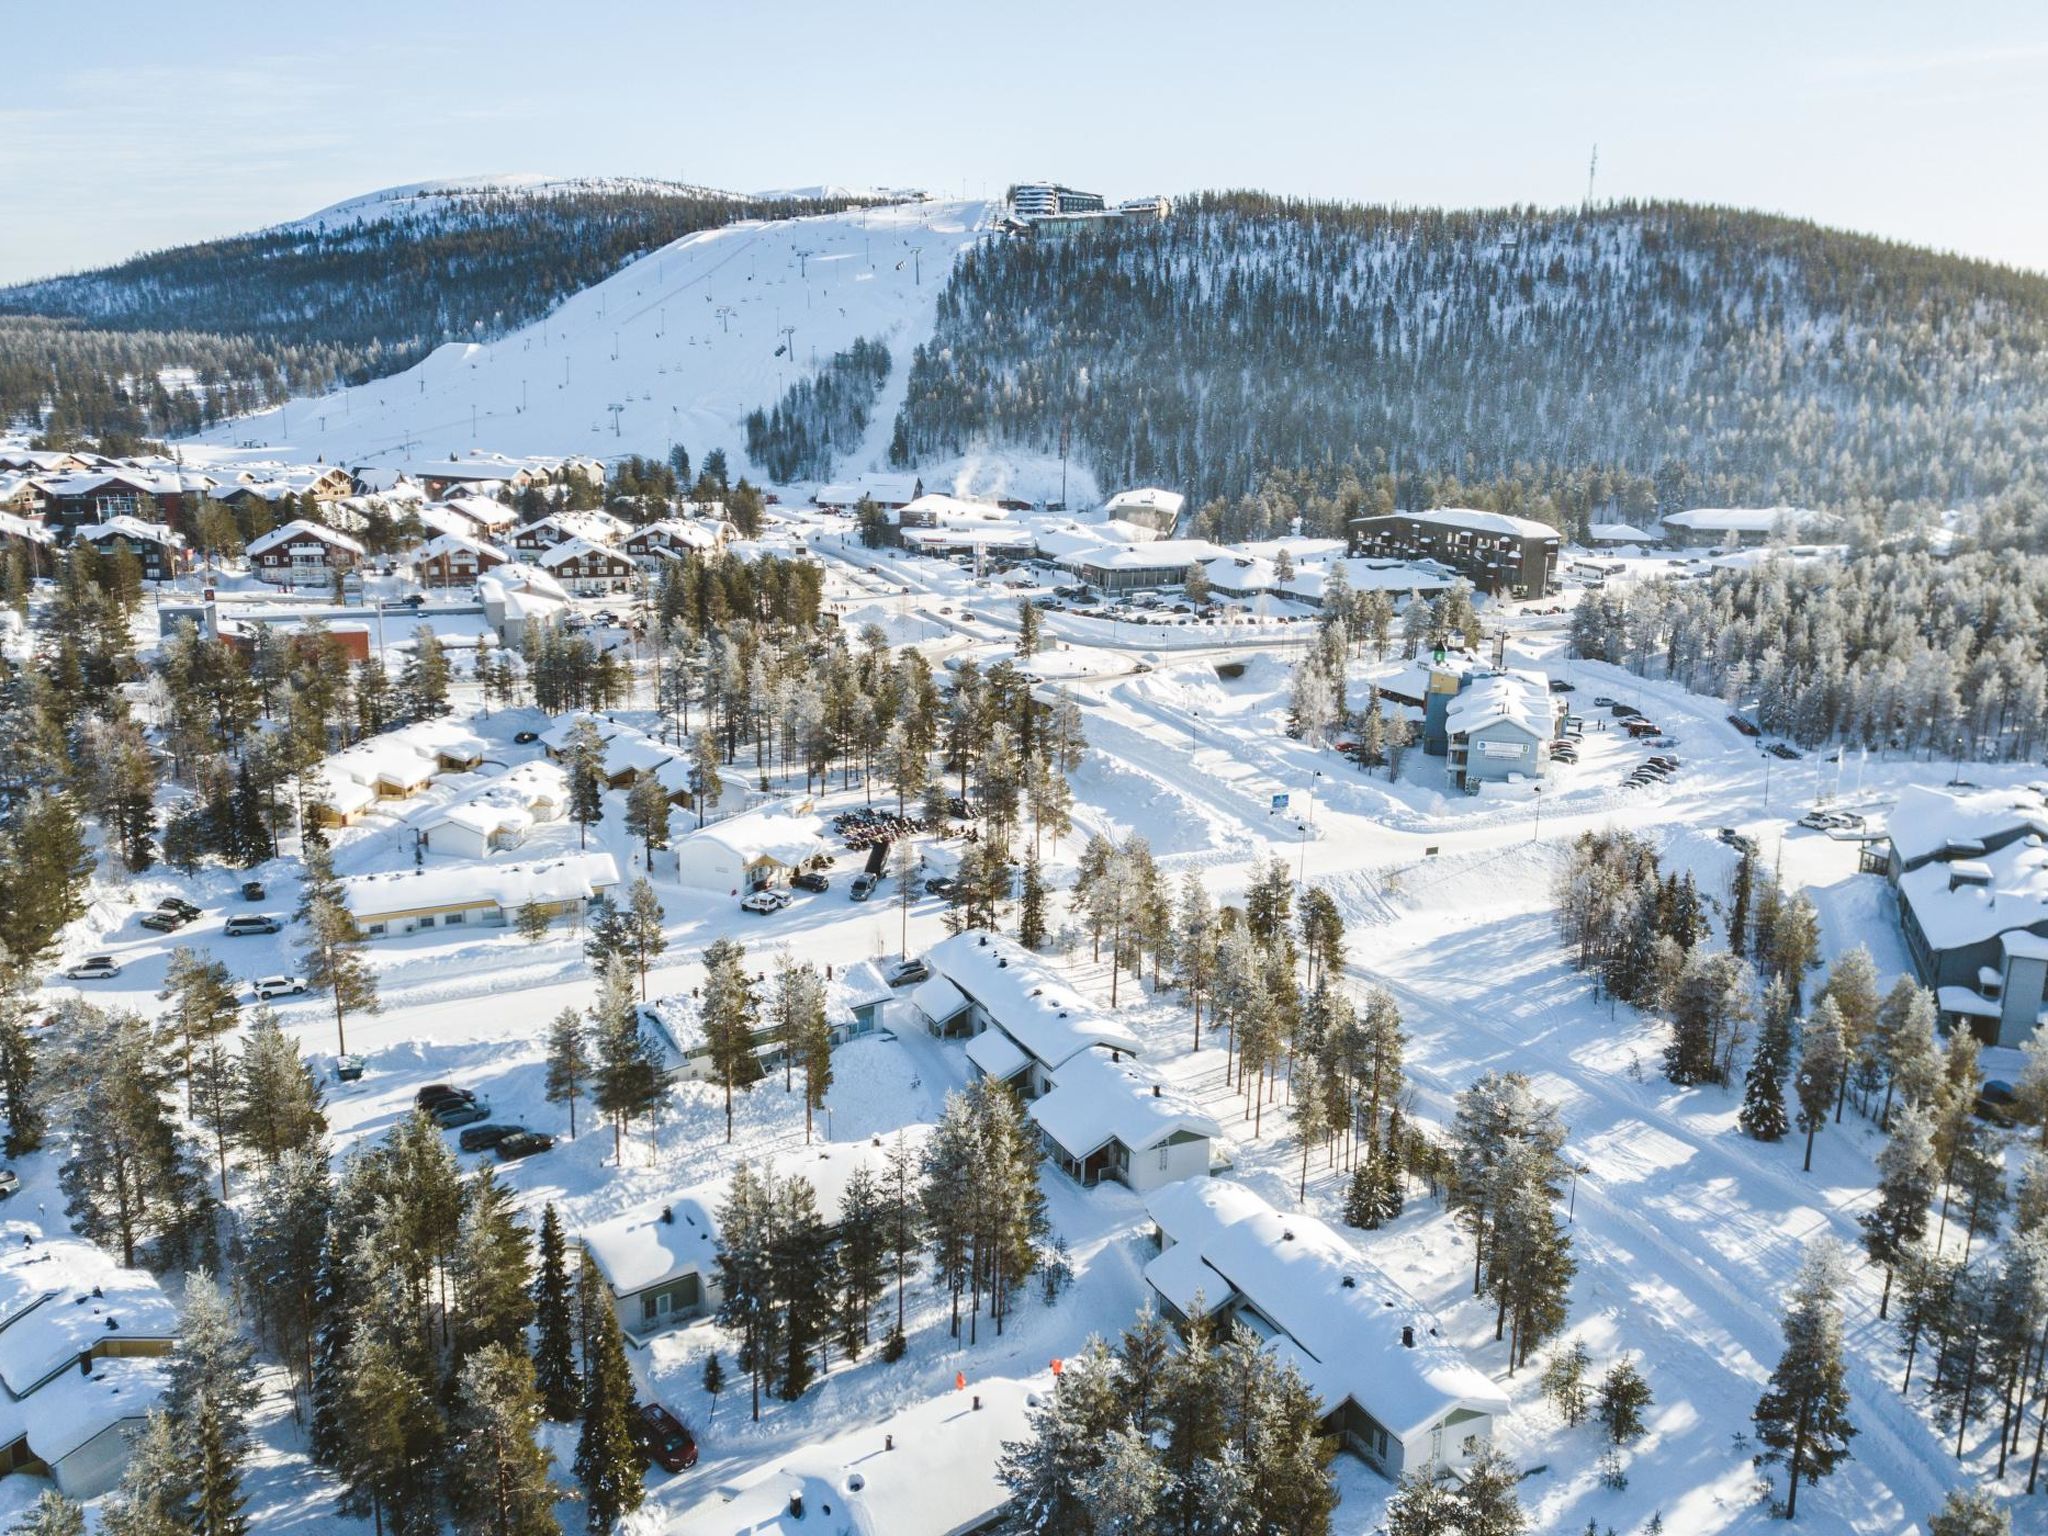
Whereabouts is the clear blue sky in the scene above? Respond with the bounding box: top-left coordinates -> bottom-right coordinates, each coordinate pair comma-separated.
3,0 -> 2045,283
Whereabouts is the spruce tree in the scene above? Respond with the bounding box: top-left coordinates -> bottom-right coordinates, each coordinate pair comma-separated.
17,1491 -> 85,1536
714,1161 -> 778,1421
701,1351 -> 725,1420
564,716 -> 607,849
452,1168 -> 535,1370
770,1174 -> 835,1399
163,1271 -> 260,1462
0,988 -> 46,1156
532,1203 -> 581,1420
590,955 -> 663,1162
1928,1487 -> 2011,1536
188,1398 -> 252,1536
1596,1358 -> 1653,1444
232,1005 -> 327,1163
572,1275 -> 644,1532
1752,1241 -> 1857,1519
836,1163 -> 888,1360
1541,1341 -> 1591,1427
624,772 -> 672,871
1740,979 -> 1794,1142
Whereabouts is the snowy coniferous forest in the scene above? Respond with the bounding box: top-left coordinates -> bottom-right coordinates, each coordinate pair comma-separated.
892,194 -> 2048,513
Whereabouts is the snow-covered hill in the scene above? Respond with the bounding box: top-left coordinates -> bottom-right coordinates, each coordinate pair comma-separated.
283,174 -> 754,233
185,200 -> 995,486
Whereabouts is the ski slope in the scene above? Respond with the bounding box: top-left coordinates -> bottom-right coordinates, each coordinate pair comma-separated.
186,198 -> 994,482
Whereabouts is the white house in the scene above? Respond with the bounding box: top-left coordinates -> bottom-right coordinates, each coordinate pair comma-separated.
420,761 -> 569,859
340,851 -> 619,939
922,931 -> 1142,1095
664,1372 -> 1047,1536
1144,1180 -> 1509,1481
246,519 -> 367,586
672,807 -> 827,896
1028,1050 -> 1218,1192
582,1131 -> 931,1340
1101,486 -> 1186,533
1443,670 -> 1559,792
0,1233 -> 180,1498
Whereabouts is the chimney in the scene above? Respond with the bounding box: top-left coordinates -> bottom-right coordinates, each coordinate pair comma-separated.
885,1434 -> 894,1452
78,1352 -> 91,1377
973,1394 -> 983,1411
1152,1083 -> 1161,1097
788,1493 -> 804,1519
661,1205 -> 674,1225
1402,1326 -> 1415,1349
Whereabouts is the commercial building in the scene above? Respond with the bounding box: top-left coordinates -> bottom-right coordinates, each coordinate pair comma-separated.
1347,509 -> 1559,598
671,808 -> 828,895
1658,506 -> 1821,549
1144,1180 -> 1509,1481
1054,538 -> 1227,593
1443,670 -> 1560,791
1007,182 -> 1106,218
1886,784 -> 2048,1046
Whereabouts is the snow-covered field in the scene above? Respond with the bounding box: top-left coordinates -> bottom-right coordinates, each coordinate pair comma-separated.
9,516 -> 2039,1534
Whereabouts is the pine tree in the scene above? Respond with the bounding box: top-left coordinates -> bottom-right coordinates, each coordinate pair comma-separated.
1753,1241 -> 1857,1519
450,1344 -> 562,1536
564,717 -> 607,849
163,1271 -> 260,1463
701,1351 -> 725,1419
714,1161 -> 778,1421
1458,1443 -> 1529,1535
1542,1341 -> 1592,1428
515,897 -> 553,942
243,1148 -> 329,1410
532,1204 -> 580,1421
452,1168 -> 535,1369
0,988 -> 46,1156
187,1398 -> 251,1536
1596,1358 -> 1653,1444
1729,852 -> 1754,957
701,935 -> 762,1142
158,945 -> 240,1115
17,1491 -> 85,1536
1795,998 -> 1847,1173
300,883 -> 378,1058
769,1174 -> 835,1399
1863,1102 -> 1937,1319
232,1005 -> 326,1163
544,1007 -> 590,1138
1383,1467 -> 1465,1536
1018,850 -> 1048,949
590,955 -> 663,1163
623,876 -> 667,999
572,1271 -> 644,1532
623,773 -> 672,870
1928,1486 -> 2012,1536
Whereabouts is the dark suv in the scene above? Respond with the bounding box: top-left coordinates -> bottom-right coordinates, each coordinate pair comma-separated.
631,1403 -> 699,1472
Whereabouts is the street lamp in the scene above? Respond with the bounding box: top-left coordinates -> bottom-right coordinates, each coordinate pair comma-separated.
1949,734 -> 1967,786
1531,783 -> 1544,843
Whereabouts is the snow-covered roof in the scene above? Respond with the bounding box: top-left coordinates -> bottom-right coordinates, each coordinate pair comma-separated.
666,1371 -> 1046,1536
0,510 -> 52,546
909,974 -> 970,1028
901,524 -> 1036,551
1396,507 -> 1558,540
1887,785 -> 2048,869
925,932 -> 1142,1069
1145,1181 -> 1509,1439
537,535 -> 630,570
415,529 -> 501,562
901,493 -> 1012,524
1055,538 -> 1226,572
816,475 -> 921,508
1443,670 -> 1555,741
72,515 -> 179,548
1899,831 -> 2048,954
436,493 -> 518,529
1029,1051 -> 1219,1160
1103,486 -> 1186,520
0,1234 -> 179,1397
629,517 -> 722,550
425,760 -> 567,841
964,1025 -> 1030,1082
832,959 -> 896,1022
583,1131 -> 931,1296
1279,557 -> 1457,602
1660,506 -> 1819,534
341,851 -> 619,920
679,808 -> 825,868
0,1354 -> 167,1470
1585,521 -> 1655,543
246,518 -> 366,558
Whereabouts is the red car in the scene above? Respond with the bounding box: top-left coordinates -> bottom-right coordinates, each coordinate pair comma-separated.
633,1403 -> 698,1473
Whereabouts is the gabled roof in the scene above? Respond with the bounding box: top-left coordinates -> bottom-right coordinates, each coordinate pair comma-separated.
246,518 -> 366,558
341,851 -> 619,920
0,1235 -> 179,1397
680,808 -> 825,867
925,932 -> 1142,1069
537,535 -> 629,569
1444,670 -> 1554,740
1029,1050 -> 1219,1159
1145,1180 -> 1508,1440
73,515 -> 179,548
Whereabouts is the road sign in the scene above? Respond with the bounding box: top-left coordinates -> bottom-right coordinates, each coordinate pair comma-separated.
1270,793 -> 1289,811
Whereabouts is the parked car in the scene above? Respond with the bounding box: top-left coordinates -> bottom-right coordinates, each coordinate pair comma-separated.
1769,742 -> 1802,761
791,871 -> 830,894
240,880 -> 266,902
140,910 -> 187,933
1977,1080 -> 2023,1128
158,897 -> 202,921
513,730 -> 540,745
416,1084 -> 475,1110
495,1130 -> 555,1161
923,877 -> 957,897
1548,678 -> 1576,693
1591,695 -> 1617,707
254,975 -> 307,1000
224,914 -> 284,937
1727,714 -> 1761,737
631,1403 -> 699,1473
458,1123 -> 522,1153
0,1169 -> 18,1199
65,955 -> 122,980
850,872 -> 878,902
888,957 -> 932,987
431,1097 -> 491,1129
739,889 -> 792,914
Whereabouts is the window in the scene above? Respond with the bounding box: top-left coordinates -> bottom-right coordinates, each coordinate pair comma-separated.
368,924 -> 387,937
445,911 -> 465,926
1157,1145 -> 1169,1171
